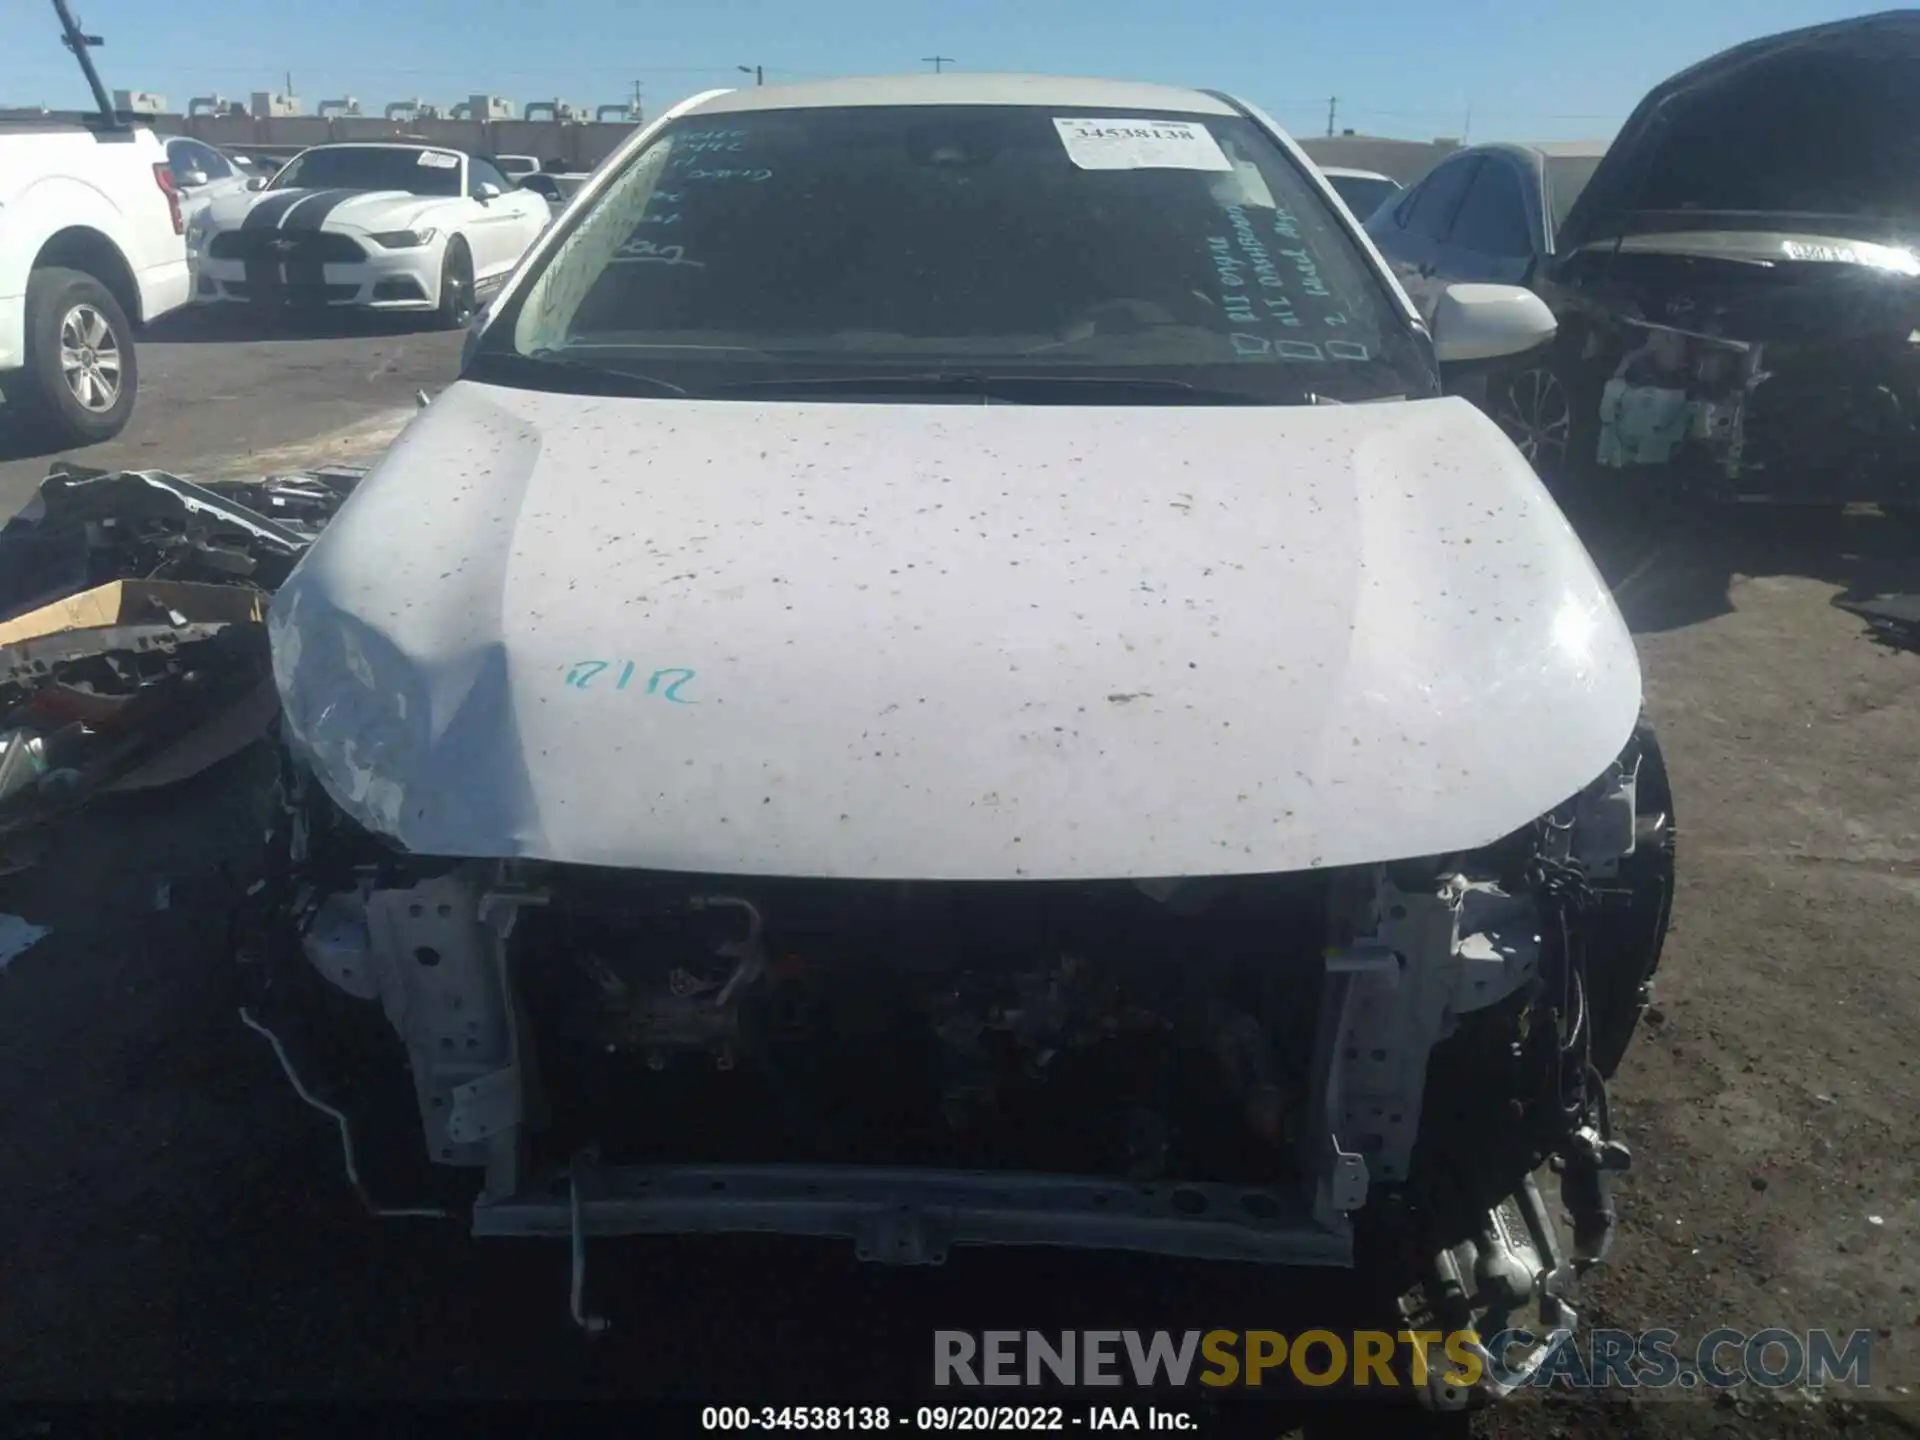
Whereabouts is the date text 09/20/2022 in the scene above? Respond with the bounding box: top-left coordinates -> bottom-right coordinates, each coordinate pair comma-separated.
702,1407 -> 1196,1432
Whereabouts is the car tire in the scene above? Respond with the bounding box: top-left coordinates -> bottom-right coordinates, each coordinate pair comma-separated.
1488,359 -> 1581,486
12,266 -> 138,448
435,240 -> 476,331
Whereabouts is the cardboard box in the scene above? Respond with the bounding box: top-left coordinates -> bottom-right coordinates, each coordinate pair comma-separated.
0,581 -> 265,648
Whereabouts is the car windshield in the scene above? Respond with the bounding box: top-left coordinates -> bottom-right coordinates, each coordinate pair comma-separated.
476,103 -> 1434,403
1327,173 -> 1400,220
1545,154 -> 1604,238
269,146 -> 462,196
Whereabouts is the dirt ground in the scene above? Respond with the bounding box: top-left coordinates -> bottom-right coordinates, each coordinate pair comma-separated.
1483,501 -> 1920,1436
2,495 -> 1918,1439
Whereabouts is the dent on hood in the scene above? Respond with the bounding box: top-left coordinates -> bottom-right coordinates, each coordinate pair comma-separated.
271,390 -> 550,850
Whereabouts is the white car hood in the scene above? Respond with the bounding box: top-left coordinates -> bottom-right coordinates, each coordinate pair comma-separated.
269,381 -> 1642,881
202,188 -> 443,233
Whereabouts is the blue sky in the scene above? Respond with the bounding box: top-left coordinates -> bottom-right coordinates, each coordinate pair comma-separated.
1,0 -> 1887,141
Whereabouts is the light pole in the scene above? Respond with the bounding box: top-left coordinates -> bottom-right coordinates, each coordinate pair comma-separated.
737,64 -> 763,85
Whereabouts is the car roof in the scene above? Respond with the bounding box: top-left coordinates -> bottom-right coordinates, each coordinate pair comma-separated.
1319,166 -> 1395,181
1528,140 -> 1612,158
302,140 -> 466,155
685,73 -> 1240,117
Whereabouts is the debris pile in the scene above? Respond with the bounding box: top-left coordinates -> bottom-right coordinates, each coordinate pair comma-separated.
0,463 -> 366,862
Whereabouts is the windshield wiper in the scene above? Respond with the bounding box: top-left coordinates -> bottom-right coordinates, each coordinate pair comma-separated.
703,372 -> 1276,404
474,350 -> 691,397
471,357 -> 1302,405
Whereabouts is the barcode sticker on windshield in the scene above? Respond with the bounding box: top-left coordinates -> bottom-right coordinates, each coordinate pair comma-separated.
417,151 -> 459,168
1053,117 -> 1231,172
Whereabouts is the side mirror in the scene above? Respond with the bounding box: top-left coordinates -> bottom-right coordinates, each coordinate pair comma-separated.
1430,283 -> 1556,366
476,181 -> 501,201
176,168 -> 209,188
246,176 -> 267,191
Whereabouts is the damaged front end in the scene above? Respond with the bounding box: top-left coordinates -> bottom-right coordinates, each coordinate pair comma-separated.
1538,10 -> 1920,506
1557,240 -> 1920,504
242,724 -> 1674,1405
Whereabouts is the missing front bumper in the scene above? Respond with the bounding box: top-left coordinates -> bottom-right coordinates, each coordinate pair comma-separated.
475,1155 -> 1581,1410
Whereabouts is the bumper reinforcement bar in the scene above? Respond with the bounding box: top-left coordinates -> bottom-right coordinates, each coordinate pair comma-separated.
475,1158 -> 1354,1269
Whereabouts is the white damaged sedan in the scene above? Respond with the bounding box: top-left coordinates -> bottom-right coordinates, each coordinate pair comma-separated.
189,142 -> 549,326
251,75 -> 1675,1404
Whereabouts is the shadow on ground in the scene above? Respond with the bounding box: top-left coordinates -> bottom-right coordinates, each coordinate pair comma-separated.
1566,495 -> 1920,643
142,306 -> 451,347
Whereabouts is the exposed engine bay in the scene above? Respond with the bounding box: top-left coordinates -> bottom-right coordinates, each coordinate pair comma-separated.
240,723 -> 1674,1403
1569,246 -> 1920,504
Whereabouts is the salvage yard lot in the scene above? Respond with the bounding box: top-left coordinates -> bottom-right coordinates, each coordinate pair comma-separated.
1,325 -> 1918,1437
0,310 -> 461,511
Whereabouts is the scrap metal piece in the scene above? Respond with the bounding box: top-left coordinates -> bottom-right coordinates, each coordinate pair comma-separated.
24,466 -> 314,587
0,621 -> 272,841
0,912 -> 52,971
98,675 -> 280,793
0,731 -> 49,803
189,465 -> 369,540
0,454 -> 370,857
0,579 -> 266,660
0,462 -> 365,603
1,620 -> 234,691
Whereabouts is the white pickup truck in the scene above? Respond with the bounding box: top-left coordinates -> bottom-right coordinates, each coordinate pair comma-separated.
0,120 -> 189,451
0,115 -> 191,449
